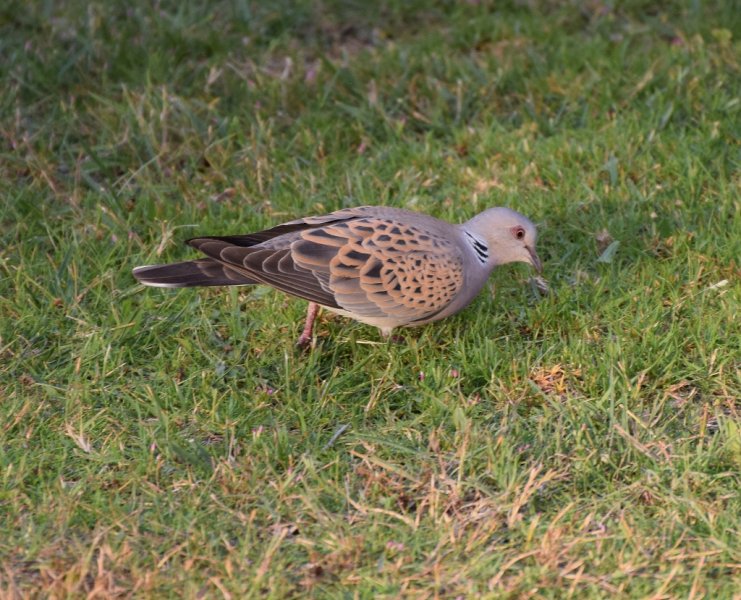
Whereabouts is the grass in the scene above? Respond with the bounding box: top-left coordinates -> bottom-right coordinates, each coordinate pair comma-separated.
1,0 -> 740,597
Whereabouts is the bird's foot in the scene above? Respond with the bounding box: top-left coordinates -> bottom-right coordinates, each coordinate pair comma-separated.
379,327 -> 405,344
296,332 -> 313,349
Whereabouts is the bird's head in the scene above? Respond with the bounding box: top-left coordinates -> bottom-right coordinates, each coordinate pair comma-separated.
463,207 -> 542,273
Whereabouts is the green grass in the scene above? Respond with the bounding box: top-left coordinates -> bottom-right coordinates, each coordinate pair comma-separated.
2,0 -> 740,597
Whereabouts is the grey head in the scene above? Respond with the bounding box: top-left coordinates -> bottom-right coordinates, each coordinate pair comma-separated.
461,207 -> 542,273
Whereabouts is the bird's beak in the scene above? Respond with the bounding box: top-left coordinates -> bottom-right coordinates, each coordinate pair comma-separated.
526,246 -> 542,274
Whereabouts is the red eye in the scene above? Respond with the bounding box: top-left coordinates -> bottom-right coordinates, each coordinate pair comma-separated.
513,227 -> 525,240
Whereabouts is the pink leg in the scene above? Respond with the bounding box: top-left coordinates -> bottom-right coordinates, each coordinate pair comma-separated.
296,302 -> 320,348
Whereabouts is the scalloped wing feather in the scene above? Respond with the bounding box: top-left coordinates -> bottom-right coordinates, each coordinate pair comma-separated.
185,208 -> 465,325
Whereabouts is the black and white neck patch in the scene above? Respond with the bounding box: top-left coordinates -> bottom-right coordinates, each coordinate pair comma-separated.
464,231 -> 489,265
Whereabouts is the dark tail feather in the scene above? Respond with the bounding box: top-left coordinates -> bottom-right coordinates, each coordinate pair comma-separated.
132,259 -> 259,288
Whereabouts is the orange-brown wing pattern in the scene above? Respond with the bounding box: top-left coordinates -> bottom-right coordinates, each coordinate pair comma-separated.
292,218 -> 464,321
188,211 -> 464,322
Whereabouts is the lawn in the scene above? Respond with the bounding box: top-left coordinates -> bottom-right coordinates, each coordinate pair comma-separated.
1,0 -> 740,597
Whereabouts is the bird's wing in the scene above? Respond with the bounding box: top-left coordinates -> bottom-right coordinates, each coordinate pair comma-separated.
189,213 -> 465,321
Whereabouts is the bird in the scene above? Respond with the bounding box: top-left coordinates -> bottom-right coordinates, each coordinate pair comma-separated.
132,205 -> 542,346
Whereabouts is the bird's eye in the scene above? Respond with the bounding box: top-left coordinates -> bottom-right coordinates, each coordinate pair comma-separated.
513,227 -> 525,240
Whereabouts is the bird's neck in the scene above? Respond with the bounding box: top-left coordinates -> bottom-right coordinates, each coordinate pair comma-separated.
461,228 -> 491,267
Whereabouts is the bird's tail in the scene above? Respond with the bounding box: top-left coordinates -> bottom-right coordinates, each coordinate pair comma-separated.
132,258 -> 259,288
